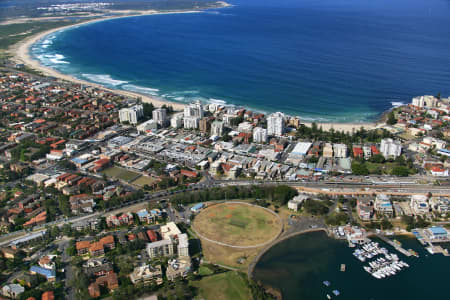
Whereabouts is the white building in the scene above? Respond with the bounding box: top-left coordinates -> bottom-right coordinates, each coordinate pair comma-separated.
170,113 -> 184,128
412,95 -> 438,108
323,143 -> 333,158
287,194 -> 308,211
177,233 -> 189,258
183,116 -> 200,129
184,101 -> 204,118
253,127 -> 267,143
137,119 -> 157,133
380,138 -> 402,158
152,108 -> 167,127
333,144 -> 348,158
410,195 -> 429,215
119,104 -> 143,125
267,112 -> 285,136
160,222 -> 182,241
146,239 -> 174,259
211,120 -> 224,136
2,284 -> 24,299
238,121 -> 253,133
291,142 -> 312,156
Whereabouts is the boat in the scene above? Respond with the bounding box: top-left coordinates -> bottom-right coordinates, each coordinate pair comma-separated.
323,281 -> 331,287
340,264 -> 346,272
332,290 -> 340,296
327,294 -> 331,299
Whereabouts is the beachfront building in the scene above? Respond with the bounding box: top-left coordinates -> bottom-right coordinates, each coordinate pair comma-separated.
333,144 -> 348,158
410,195 -> 429,215
152,108 -> 167,127
211,120 -> 224,136
380,138 -> 402,159
184,116 -> 200,129
238,121 -> 254,133
119,104 -> 143,125
412,95 -> 438,108
323,143 -> 333,158
374,194 -> 394,218
253,127 -> 267,143
267,112 -> 285,136
170,113 -> 184,128
184,101 -> 204,118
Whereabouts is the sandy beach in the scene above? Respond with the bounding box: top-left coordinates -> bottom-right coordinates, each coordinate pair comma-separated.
10,6 -> 379,132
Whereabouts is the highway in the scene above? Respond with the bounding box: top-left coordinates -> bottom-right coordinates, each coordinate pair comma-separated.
1,178 -> 449,247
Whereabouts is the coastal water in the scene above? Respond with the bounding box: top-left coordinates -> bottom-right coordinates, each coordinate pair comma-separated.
254,231 -> 450,300
31,0 -> 450,122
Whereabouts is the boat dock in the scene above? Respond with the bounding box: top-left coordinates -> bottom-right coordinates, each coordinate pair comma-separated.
375,234 -> 412,257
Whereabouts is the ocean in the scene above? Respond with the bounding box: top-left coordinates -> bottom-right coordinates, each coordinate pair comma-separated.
31,0 -> 450,122
254,231 -> 450,300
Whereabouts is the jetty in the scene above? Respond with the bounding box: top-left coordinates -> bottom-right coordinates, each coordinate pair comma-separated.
375,234 -> 412,257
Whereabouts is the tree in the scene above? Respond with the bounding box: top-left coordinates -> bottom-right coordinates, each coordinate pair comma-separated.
391,166 -> 410,177
370,154 -> 385,164
387,111 -> 397,125
351,161 -> 369,176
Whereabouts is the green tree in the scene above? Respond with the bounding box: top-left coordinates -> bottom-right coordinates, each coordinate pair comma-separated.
387,111 -> 397,125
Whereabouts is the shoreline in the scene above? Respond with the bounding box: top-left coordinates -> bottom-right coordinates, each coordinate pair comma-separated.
10,4 -> 380,132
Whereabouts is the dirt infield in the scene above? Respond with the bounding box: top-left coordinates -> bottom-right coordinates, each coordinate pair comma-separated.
192,202 -> 282,248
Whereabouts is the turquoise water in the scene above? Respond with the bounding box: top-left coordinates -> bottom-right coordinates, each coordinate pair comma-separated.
31,0 -> 450,122
254,231 -> 450,300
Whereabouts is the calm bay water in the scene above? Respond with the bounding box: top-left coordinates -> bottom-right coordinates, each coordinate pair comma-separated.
254,231 -> 450,300
32,0 -> 450,122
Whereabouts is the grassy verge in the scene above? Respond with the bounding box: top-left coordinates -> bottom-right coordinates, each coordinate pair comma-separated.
192,271 -> 252,300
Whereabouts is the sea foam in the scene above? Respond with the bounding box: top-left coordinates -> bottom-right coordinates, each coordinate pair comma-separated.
82,74 -> 128,86
391,101 -> 406,107
122,84 -> 159,95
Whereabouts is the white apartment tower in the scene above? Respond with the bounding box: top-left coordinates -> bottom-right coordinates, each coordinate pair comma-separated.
211,120 -> 224,136
253,127 -> 268,143
380,138 -> 402,158
183,116 -> 199,129
184,101 -> 204,118
267,112 -> 285,136
152,108 -> 167,127
119,104 -> 143,125
170,113 -> 183,128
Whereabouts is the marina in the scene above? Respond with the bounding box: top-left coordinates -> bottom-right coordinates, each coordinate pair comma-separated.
352,241 -> 409,279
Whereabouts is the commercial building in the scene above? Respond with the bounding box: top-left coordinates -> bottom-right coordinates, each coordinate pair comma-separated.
119,104 -> 143,125
137,119 -> 157,133
253,127 -> 267,143
267,112 -> 285,136
380,138 -> 402,158
291,142 -> 312,156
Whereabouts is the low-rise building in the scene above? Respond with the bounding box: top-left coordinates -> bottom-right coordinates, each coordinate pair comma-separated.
129,264 -> 163,285
287,194 -> 308,211
166,257 -> 191,281
410,195 -> 429,215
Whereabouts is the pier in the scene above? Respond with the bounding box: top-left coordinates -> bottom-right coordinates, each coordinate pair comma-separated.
375,234 -> 412,257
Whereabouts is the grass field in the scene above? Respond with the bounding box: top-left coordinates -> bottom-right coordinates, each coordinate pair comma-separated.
131,175 -> 158,187
102,166 -> 140,182
193,271 -> 251,300
193,202 -> 282,247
